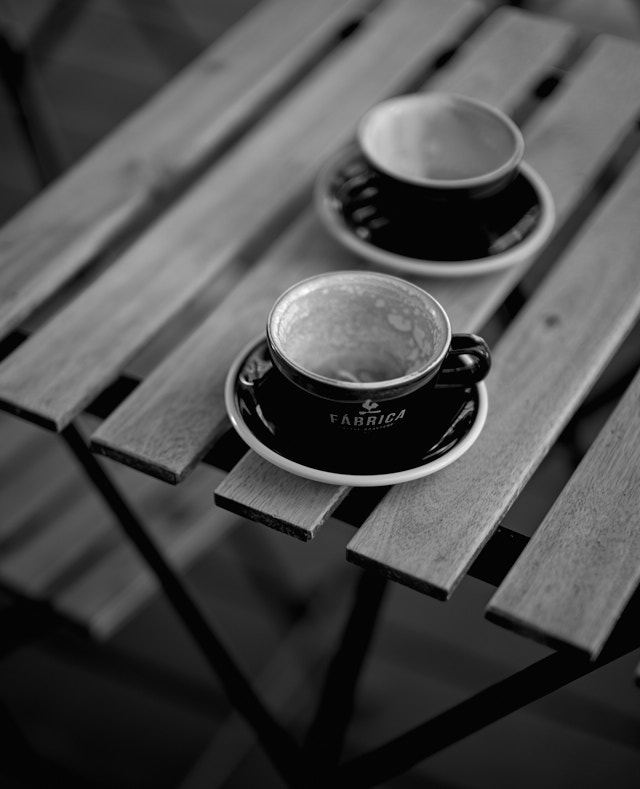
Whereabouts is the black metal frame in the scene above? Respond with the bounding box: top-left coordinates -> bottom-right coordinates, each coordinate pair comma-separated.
3,338 -> 634,788
61,422 -> 309,788
2,318 -> 638,787
55,419 -> 640,788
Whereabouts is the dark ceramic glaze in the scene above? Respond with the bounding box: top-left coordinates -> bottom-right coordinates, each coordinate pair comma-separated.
329,149 -> 542,263
234,338 -> 480,476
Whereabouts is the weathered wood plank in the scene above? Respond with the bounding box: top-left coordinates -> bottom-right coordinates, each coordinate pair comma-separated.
486,365 -> 640,659
214,449 -> 349,541
428,4 -> 579,110
401,33 -> 640,364
223,30 -> 640,548
0,0 -> 379,339
348,151 -> 640,598
212,12 -> 601,532
91,211 -> 352,483
91,7 -> 574,491
0,0 -> 481,431
226,34 -> 640,548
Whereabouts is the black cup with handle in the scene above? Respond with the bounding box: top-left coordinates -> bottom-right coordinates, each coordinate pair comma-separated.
240,271 -> 491,472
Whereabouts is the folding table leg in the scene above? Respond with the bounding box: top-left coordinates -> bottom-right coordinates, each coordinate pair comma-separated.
61,422 -> 310,789
304,570 -> 388,768
335,605 -> 640,788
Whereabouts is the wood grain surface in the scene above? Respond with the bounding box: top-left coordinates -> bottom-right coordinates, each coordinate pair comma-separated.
487,365 -> 640,659
348,151 -> 640,597
0,0 -> 377,339
85,0 -> 491,482
92,7 -> 569,485
214,450 -> 349,541
0,0 -> 480,431
211,9 -> 583,531
215,36 -> 640,549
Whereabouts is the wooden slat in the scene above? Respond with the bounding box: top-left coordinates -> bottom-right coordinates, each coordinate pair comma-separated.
486,365 -> 640,659
428,4 -> 579,110
214,11 -> 602,533
214,450 -> 350,541
0,0 -> 378,339
92,211 -> 358,484
92,7 -> 574,489
222,34 -> 640,548
348,149 -> 640,598
0,0 -> 481,432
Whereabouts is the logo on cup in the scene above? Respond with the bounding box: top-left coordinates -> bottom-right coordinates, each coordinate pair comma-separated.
360,399 -> 380,414
329,399 -> 406,430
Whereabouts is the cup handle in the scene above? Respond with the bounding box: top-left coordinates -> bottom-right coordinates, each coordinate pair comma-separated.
435,334 -> 491,387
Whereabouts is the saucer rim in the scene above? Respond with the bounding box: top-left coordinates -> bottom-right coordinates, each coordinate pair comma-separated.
314,143 -> 555,277
225,335 -> 489,487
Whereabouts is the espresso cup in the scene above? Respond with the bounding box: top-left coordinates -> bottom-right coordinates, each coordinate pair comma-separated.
243,271 -> 491,470
357,92 -> 524,203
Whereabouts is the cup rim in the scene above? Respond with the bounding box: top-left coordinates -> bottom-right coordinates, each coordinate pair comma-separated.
357,92 -> 525,193
266,270 -> 452,396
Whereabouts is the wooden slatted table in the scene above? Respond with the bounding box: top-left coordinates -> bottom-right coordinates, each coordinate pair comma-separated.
1,0 -> 640,785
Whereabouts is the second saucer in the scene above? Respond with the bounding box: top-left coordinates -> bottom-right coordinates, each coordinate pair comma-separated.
315,143 -> 555,277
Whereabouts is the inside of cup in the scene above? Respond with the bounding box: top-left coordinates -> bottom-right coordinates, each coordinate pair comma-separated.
269,272 -> 448,386
360,93 -> 523,187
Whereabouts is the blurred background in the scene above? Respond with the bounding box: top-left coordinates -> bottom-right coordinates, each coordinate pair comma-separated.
0,1 -> 639,787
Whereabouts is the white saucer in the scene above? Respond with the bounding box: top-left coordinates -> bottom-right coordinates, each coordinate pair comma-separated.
314,144 -> 555,278
225,336 -> 489,487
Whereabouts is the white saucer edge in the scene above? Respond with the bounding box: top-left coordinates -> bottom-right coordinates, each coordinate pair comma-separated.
314,145 -> 556,278
224,335 -> 489,488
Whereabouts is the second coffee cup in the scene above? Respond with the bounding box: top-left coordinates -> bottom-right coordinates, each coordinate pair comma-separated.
357,92 -> 524,203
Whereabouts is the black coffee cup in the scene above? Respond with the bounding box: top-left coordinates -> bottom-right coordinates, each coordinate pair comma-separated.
357,92 -> 524,205
241,271 -> 491,469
